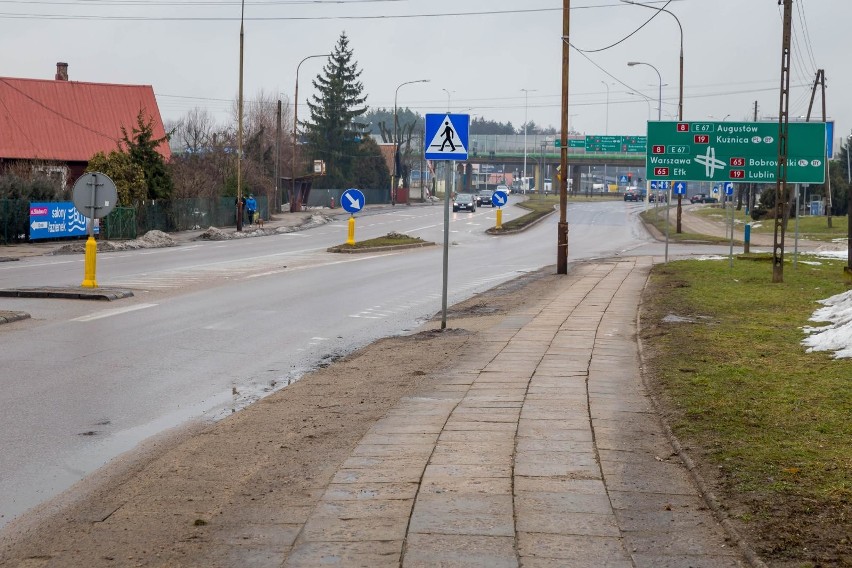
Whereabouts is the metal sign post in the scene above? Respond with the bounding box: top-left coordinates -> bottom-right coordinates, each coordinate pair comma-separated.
72,172 -> 117,288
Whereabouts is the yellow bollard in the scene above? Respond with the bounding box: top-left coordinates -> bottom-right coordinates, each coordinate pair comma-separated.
347,215 -> 355,245
495,208 -> 503,230
81,235 -> 98,288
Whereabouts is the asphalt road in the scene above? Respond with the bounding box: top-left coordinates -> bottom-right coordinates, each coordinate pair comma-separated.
0,198 -> 729,528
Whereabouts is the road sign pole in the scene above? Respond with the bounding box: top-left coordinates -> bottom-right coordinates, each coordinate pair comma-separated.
496,208 -> 502,230
664,187 -> 671,263
347,215 -> 355,245
441,163 -> 452,330
81,173 -> 100,288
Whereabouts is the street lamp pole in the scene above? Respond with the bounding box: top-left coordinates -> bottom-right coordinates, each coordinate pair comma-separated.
291,53 -> 329,213
627,92 -> 652,120
621,0 -> 683,121
628,61 -> 662,121
442,88 -> 453,113
521,88 -> 537,193
393,79 -> 430,205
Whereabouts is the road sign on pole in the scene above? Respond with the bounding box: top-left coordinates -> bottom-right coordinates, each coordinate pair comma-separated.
724,182 -> 734,196
673,181 -> 687,195
425,114 -> 469,161
341,188 -> 365,214
646,121 -> 826,184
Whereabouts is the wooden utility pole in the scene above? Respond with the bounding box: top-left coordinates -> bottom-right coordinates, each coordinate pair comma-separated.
805,69 -> 832,227
557,0 -> 570,274
772,0 -> 793,283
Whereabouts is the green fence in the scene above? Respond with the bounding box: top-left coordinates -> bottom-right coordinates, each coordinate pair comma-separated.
0,197 -> 269,245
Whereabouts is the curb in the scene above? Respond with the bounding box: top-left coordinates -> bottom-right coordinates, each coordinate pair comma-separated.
635,275 -> 768,568
0,310 -> 30,325
485,207 -> 557,235
0,288 -> 135,301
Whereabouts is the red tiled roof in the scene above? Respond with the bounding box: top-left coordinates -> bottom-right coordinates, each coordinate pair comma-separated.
0,77 -> 171,162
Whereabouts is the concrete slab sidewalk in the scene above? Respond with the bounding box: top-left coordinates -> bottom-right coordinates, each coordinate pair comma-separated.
282,258 -> 753,567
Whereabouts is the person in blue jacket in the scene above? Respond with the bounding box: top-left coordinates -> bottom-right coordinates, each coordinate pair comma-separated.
245,194 -> 257,225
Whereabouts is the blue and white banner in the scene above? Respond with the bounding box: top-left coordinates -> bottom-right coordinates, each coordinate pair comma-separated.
29,202 -> 90,240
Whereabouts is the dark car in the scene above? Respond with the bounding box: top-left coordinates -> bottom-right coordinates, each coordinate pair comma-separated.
477,189 -> 494,207
690,194 -> 718,204
624,190 -> 640,202
453,193 -> 477,212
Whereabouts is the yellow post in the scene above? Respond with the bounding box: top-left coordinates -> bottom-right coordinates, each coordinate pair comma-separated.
347,215 -> 355,245
496,208 -> 503,230
81,235 -> 98,288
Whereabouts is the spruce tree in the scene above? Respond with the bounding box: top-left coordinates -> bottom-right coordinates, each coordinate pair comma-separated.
305,32 -> 368,189
120,110 -> 173,200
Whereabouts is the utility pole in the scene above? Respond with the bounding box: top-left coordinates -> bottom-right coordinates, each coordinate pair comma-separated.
772,0 -> 793,284
557,0 -> 570,274
805,69 -> 832,228
274,99 -> 281,215
236,0 -> 246,232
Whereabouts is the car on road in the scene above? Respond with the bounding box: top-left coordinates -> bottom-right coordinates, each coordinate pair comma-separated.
496,184 -> 511,194
624,190 -> 640,202
453,193 -> 477,212
477,189 -> 494,207
690,194 -> 718,204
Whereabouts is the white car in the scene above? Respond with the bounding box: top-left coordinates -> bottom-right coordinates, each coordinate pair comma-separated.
496,184 -> 511,194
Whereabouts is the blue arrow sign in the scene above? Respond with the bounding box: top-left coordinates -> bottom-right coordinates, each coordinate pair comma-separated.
673,181 -> 688,195
650,181 -> 659,190
341,188 -> 365,214
724,182 -> 734,196
658,181 -> 670,190
424,114 -> 469,161
491,191 -> 508,207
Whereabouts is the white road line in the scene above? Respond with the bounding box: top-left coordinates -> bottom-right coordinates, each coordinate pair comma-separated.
71,303 -> 158,322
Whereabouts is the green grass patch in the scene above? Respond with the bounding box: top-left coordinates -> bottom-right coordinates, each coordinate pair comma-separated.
692,205 -> 849,242
640,256 -> 851,557
493,196 -> 558,232
334,232 -> 427,250
640,207 -> 730,244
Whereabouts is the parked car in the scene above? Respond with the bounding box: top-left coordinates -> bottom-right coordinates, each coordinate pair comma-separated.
477,189 -> 494,207
453,193 -> 477,212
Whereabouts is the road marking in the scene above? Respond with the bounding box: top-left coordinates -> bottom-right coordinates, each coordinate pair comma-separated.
72,303 -> 158,322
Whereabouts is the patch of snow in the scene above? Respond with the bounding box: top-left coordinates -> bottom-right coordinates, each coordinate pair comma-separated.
802,289 -> 852,359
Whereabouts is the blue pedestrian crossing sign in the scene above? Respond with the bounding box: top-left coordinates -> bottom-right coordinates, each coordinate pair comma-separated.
619,175 -> 628,183
724,182 -> 734,196
491,190 -> 508,207
425,114 -> 469,161
341,188 -> 365,214
673,181 -> 688,195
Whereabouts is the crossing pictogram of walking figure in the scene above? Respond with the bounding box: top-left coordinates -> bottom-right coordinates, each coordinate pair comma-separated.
440,121 -> 456,151
424,113 -> 469,160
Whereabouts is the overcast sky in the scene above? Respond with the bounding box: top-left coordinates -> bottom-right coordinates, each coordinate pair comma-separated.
2,0 -> 849,150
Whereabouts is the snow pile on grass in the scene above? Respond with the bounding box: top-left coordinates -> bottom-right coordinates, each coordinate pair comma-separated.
802,289 -> 852,359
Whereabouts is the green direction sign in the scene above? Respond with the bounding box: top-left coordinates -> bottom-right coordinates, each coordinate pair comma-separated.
554,139 -> 586,148
623,135 -> 647,153
646,121 -> 826,184
585,135 -> 622,153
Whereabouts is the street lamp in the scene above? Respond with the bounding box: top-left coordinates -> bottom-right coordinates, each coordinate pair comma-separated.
291,53 -> 329,213
393,79 -> 430,205
627,92 -> 652,120
621,0 -> 683,121
521,88 -> 537,193
441,88 -> 454,113
601,81 -> 610,135
628,61 -> 662,121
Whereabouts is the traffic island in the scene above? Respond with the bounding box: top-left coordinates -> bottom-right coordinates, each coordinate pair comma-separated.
0,287 -> 134,301
327,232 -> 435,254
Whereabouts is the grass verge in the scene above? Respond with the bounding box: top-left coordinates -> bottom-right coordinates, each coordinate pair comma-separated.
331,231 -> 428,250
491,196 -> 558,232
640,254 -> 851,565
692,205 -> 849,242
640,206 -> 731,243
